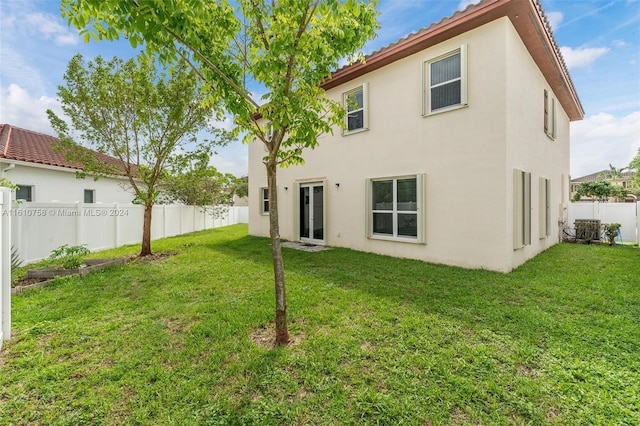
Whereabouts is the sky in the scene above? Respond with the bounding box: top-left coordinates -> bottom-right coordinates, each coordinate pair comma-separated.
1,0 -> 639,178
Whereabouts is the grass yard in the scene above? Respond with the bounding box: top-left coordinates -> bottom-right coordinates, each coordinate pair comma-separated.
1,224 -> 639,425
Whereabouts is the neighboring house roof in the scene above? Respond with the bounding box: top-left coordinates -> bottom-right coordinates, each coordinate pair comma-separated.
0,123 -> 133,175
571,170 -> 636,184
321,0 -> 584,122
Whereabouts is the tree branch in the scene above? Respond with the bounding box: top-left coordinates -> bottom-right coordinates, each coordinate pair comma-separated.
163,27 -> 260,111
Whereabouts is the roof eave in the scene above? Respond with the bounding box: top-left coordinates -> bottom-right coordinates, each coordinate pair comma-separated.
321,0 -> 584,122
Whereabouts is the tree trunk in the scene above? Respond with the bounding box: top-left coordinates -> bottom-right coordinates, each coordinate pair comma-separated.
267,161 -> 290,346
140,203 -> 153,257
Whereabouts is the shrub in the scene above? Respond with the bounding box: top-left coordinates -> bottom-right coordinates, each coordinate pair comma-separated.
49,244 -> 91,269
602,223 -> 621,246
11,245 -> 22,269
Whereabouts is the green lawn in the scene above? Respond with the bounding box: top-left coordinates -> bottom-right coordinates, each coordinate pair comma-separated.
1,224 -> 638,425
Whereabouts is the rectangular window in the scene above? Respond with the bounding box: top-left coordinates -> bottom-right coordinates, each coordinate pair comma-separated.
424,45 -> 467,115
539,177 -> 551,239
544,89 -> 557,139
368,175 -> 425,242
513,169 -> 531,249
260,187 -> 269,214
343,83 -> 368,134
84,189 -> 95,203
16,185 -> 33,201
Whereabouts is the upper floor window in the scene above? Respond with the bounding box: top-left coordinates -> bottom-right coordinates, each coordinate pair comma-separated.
16,185 -> 33,202
424,45 -> 467,115
544,89 -> 557,139
343,83 -> 368,134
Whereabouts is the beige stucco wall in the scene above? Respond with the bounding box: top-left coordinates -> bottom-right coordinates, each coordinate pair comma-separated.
249,17 -> 571,272
503,20 -> 571,270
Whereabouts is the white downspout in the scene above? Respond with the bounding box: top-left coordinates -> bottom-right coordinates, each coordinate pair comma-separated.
0,163 -> 15,177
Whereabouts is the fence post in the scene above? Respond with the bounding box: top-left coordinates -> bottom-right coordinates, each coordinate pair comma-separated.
113,202 -> 119,249
76,201 -> 83,246
637,202 -> 640,247
1,188 -> 12,346
162,205 -> 167,239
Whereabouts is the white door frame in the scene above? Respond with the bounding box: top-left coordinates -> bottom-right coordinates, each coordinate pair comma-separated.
298,181 -> 325,244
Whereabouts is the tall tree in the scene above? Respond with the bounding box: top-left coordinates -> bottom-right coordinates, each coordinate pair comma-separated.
162,146 -> 239,208
61,0 -> 379,345
47,54 -> 217,256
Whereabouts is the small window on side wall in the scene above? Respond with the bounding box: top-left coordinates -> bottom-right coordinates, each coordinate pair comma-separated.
343,83 -> 368,134
424,45 -> 467,115
84,189 -> 95,203
16,185 -> 33,201
260,187 -> 269,214
513,169 -> 531,249
544,89 -> 557,139
539,177 -> 551,239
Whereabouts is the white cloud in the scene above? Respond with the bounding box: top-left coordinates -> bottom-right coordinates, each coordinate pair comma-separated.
0,46 -> 49,95
457,0 -> 481,11
546,11 -> 564,31
0,84 -> 60,135
560,46 -> 609,69
570,111 -> 640,177
613,39 -> 629,48
209,114 -> 234,132
209,145 -> 248,177
24,13 -> 79,46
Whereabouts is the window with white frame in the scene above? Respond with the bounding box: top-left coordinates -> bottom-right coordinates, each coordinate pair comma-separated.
16,184 -> 33,201
84,189 -> 95,203
544,89 -> 557,139
260,187 -> 269,214
513,169 -> 531,249
539,177 -> 551,239
367,175 -> 425,242
424,45 -> 467,115
343,83 -> 368,134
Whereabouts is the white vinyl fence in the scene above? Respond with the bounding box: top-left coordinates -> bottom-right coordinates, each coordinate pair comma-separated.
568,201 -> 639,244
0,188 -> 12,347
9,202 -> 248,264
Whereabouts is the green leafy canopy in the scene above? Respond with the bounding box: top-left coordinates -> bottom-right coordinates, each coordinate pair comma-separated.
60,0 -> 380,166
61,0 -> 380,344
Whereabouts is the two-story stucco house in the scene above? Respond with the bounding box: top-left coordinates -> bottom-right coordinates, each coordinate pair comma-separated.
248,0 -> 584,272
0,124 -> 135,204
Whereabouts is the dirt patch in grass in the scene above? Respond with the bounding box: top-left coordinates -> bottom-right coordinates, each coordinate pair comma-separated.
129,251 -> 177,264
250,320 -> 303,349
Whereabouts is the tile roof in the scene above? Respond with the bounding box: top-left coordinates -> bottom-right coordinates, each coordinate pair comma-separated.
0,124 -> 133,175
571,170 -> 636,183
320,0 -> 583,121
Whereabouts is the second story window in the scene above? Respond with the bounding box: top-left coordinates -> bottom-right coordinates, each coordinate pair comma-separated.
424,45 -> 467,115
343,83 -> 368,134
544,89 -> 557,139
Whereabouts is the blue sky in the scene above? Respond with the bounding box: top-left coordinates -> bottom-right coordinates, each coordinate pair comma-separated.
1,0 -> 639,178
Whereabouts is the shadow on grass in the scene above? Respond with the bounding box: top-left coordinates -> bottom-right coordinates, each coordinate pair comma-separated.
204,236 -> 528,340
202,233 -> 640,353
